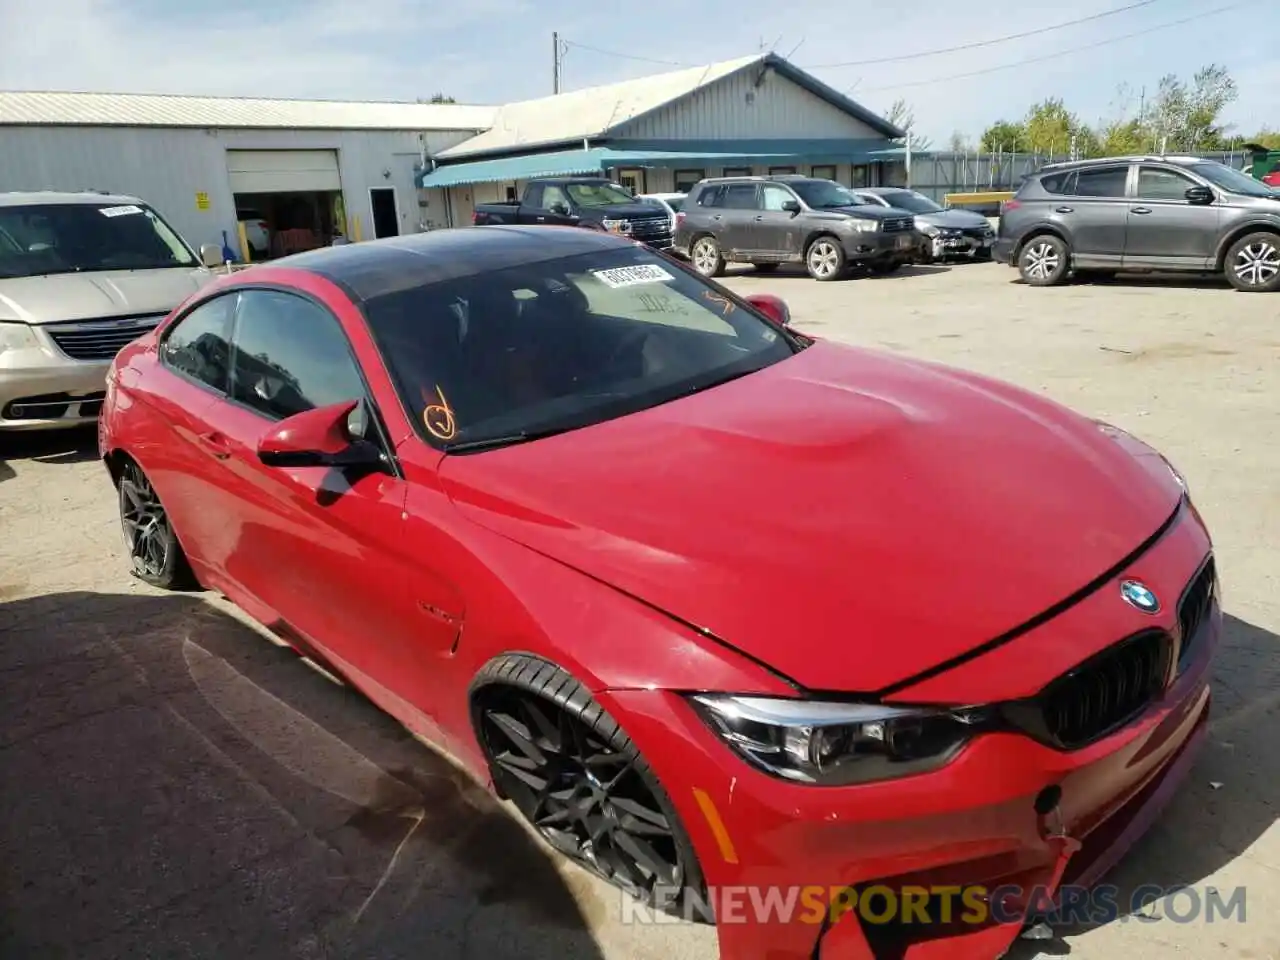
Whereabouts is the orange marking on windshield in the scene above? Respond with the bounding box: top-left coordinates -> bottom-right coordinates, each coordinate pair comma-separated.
702,291 -> 734,316
423,385 -> 457,441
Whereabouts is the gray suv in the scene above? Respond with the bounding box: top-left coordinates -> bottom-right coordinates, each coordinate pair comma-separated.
994,155 -> 1280,292
672,176 -> 920,281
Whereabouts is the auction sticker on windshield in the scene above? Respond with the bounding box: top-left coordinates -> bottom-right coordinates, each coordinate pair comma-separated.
99,205 -> 145,218
591,264 -> 675,288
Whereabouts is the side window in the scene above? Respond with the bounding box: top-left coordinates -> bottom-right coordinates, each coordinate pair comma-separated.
542,186 -> 569,211
524,184 -> 544,208
761,185 -> 796,211
160,294 -> 235,392
721,184 -> 759,210
229,289 -> 366,421
1040,171 -> 1076,195
1136,166 -> 1196,201
1073,167 -> 1129,199
696,185 -> 724,207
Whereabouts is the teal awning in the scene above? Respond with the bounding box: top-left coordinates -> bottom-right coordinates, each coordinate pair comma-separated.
419,149 -> 610,188
418,141 -> 908,188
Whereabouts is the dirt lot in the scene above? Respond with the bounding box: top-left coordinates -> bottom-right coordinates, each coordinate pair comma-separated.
1,261 -> 1277,960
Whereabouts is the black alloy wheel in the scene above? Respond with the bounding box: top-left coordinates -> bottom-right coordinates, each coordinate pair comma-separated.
117,459 -> 195,589
474,656 -> 702,913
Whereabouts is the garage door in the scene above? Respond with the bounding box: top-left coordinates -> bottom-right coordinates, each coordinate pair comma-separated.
226,150 -> 341,193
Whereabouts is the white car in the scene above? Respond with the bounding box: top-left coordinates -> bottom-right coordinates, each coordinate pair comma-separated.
637,193 -> 686,234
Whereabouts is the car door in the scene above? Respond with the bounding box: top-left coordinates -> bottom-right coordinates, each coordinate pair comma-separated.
755,183 -> 805,260
714,183 -> 761,255
1123,165 -> 1220,269
1056,165 -> 1131,266
190,286 -> 461,702
535,184 -> 578,226
139,292 -> 242,577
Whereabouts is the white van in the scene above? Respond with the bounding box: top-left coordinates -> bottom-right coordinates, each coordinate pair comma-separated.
0,192 -> 222,431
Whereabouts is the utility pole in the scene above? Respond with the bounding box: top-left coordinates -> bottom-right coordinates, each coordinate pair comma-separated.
553,32 -> 561,94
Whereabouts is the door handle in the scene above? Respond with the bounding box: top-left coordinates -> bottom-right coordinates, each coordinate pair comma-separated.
1055,206 -> 1074,214
754,215 -> 765,221
534,216 -> 547,222
198,431 -> 232,460
1131,207 -> 1152,215
712,215 -> 723,221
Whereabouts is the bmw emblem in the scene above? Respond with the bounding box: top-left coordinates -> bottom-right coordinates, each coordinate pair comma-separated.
1120,580 -> 1160,615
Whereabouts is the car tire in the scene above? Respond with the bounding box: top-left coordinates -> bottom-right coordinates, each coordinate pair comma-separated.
1224,232 -> 1280,293
472,654 -> 707,919
805,236 -> 846,281
117,458 -> 197,590
753,263 -> 780,273
1018,234 -> 1070,286
690,236 -> 725,278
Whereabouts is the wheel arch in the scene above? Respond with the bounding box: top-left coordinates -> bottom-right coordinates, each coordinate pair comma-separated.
1013,224 -> 1071,261
803,229 -> 844,254
1214,221 -> 1280,270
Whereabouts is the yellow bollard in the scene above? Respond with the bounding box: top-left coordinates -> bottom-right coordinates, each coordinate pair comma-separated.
237,222 -> 253,264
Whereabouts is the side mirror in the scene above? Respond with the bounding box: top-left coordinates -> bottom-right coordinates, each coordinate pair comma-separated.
1185,186 -> 1215,205
781,200 -> 802,214
744,293 -> 791,328
199,243 -> 224,268
257,399 -> 384,469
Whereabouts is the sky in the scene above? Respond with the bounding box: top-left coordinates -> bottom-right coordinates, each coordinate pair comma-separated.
0,0 -> 1276,145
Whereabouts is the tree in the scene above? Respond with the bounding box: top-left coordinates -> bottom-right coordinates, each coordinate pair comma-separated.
425,93 -> 456,104
1021,98 -> 1098,158
1147,64 -> 1237,151
948,130 -> 973,153
1098,117 -> 1148,156
885,98 -> 932,152
979,119 -> 1026,153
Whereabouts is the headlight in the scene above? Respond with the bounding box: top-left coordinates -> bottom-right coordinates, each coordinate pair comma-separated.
919,223 -> 940,236
601,218 -> 631,235
0,321 -> 40,355
1095,420 -> 1188,493
848,219 -> 880,233
690,695 -> 993,786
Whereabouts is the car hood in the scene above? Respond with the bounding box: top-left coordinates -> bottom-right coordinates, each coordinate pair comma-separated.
814,204 -> 910,222
439,341 -> 1183,692
917,209 -> 992,229
597,203 -> 670,221
0,267 -> 215,324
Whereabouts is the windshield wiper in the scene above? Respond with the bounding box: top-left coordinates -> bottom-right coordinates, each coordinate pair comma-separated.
441,427 -> 570,453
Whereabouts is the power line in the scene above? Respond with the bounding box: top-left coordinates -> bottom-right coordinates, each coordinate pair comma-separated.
803,0 -> 1163,68
858,2 -> 1247,94
560,40 -> 692,68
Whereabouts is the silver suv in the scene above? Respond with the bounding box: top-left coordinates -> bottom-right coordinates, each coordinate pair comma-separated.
0,192 -> 221,431
994,156 -> 1280,292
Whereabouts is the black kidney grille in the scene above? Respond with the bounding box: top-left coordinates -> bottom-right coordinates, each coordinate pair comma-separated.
1176,557 -> 1216,673
1039,631 -> 1170,750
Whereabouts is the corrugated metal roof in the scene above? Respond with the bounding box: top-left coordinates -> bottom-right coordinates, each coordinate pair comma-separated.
419,148 -> 611,187
437,55 -> 764,159
0,91 -> 497,131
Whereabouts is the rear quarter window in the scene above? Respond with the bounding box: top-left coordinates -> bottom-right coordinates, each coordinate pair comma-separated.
1039,171 -> 1076,195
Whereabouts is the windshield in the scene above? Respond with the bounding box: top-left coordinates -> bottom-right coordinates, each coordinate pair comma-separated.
0,202 -> 198,279
878,190 -> 944,214
566,182 -> 636,207
362,246 -> 798,450
791,180 -> 864,209
1189,162 -> 1278,199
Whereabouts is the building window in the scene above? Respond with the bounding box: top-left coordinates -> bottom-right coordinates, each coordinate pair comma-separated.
768,166 -> 797,176
615,168 -> 645,195
811,165 -> 837,181
722,167 -> 752,178
851,165 -> 870,188
673,169 -> 705,193
505,185 -> 518,201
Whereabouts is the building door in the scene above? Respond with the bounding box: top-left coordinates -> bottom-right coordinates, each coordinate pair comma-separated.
370,187 -> 399,239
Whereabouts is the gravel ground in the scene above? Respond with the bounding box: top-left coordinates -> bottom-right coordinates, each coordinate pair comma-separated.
1,260 -> 1276,960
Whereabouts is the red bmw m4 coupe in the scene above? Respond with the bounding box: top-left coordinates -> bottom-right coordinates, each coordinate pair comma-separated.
99,226 -> 1219,960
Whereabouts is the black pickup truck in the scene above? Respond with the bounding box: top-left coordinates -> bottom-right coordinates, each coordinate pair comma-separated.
472,177 -> 674,249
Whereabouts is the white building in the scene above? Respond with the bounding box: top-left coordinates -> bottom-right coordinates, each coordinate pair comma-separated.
0,92 -> 494,256
0,53 -> 906,259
